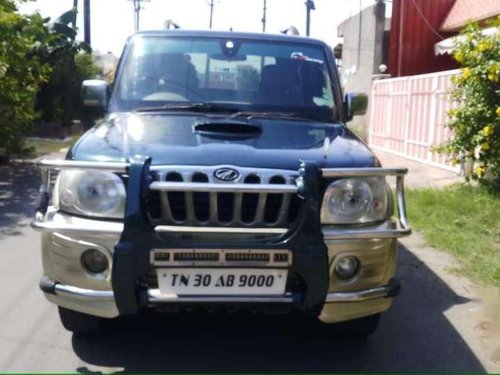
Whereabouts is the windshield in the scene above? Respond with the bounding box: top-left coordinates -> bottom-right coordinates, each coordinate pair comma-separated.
111,36 -> 338,121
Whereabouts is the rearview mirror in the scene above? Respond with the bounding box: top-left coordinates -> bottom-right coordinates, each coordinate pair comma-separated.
345,92 -> 368,122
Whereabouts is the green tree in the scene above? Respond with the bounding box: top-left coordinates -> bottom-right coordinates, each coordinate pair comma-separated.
35,9 -> 97,127
442,19 -> 500,188
0,0 -> 51,155
75,52 -> 100,82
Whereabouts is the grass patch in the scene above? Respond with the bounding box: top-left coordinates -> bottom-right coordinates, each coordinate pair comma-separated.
406,184 -> 500,286
24,135 -> 80,157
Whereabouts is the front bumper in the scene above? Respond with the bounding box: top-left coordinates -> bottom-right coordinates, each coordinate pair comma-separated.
39,275 -> 400,322
40,276 -> 400,303
34,157 -> 410,322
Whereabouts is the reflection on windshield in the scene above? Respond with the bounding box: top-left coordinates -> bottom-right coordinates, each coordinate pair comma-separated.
112,36 -> 337,121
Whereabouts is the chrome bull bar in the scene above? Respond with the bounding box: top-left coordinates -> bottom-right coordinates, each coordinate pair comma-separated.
40,277 -> 400,304
34,159 -> 410,239
321,167 -> 411,239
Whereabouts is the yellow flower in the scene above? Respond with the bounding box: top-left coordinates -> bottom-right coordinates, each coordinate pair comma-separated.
488,63 -> 500,74
469,51 -> 479,60
475,166 -> 485,177
462,67 -> 471,79
497,106 -> 500,117
447,109 -> 457,117
488,73 -> 499,82
477,42 -> 489,52
483,125 -> 494,136
480,142 -> 490,151
454,51 -> 464,63
451,159 -> 459,166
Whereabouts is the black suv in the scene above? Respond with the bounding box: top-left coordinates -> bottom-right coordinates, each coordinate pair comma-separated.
33,30 -> 410,336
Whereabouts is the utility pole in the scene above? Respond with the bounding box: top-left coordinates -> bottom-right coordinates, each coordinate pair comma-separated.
262,0 -> 267,32
128,0 -> 150,32
133,0 -> 141,31
83,0 -> 91,45
305,0 -> 315,36
208,0 -> 215,29
72,0 -> 78,30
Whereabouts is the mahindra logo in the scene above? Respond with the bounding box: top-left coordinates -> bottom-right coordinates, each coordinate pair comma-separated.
214,167 -> 240,182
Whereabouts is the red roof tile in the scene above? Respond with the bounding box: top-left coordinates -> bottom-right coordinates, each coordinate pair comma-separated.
440,0 -> 500,32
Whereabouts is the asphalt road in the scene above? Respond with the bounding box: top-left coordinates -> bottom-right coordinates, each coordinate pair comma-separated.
0,162 -> 487,373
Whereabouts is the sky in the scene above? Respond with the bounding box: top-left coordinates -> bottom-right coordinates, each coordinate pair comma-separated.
19,0 -> 388,56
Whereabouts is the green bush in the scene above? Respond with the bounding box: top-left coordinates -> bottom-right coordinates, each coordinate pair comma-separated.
442,19 -> 500,188
0,3 -> 99,155
0,0 -> 51,154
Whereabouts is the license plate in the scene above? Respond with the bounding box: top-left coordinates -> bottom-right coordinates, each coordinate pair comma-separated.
156,268 -> 288,295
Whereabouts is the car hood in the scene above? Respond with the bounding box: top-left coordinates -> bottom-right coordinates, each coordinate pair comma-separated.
69,113 -> 378,170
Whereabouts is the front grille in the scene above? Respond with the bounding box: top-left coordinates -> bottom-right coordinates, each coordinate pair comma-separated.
147,166 -> 301,228
173,252 -> 220,262
150,249 -> 292,267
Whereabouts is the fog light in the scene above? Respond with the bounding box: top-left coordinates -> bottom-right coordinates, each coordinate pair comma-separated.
81,249 -> 109,274
334,256 -> 360,279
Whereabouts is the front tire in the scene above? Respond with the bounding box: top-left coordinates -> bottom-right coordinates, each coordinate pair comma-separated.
58,307 -> 102,335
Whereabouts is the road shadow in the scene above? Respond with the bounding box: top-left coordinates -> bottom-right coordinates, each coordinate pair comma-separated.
72,243 -> 485,373
0,162 -> 39,239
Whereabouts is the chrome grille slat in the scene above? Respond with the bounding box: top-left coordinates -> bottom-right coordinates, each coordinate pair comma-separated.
150,181 -> 297,193
160,192 -> 174,222
254,193 -> 268,224
185,192 -> 196,223
276,193 -> 292,226
233,192 -> 243,224
209,192 -> 219,223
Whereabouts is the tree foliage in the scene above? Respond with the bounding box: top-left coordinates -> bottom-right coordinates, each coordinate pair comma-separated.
443,19 -> 500,187
0,0 -> 51,154
0,2 -> 100,155
35,9 -> 97,127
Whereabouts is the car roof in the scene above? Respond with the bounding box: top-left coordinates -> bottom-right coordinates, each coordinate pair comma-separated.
132,29 -> 329,47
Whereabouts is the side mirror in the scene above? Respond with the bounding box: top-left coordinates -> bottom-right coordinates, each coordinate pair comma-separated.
345,92 -> 368,122
82,80 -> 108,129
82,79 -> 108,110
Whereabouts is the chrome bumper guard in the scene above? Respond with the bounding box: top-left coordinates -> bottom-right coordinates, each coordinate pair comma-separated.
34,160 -> 410,240
39,276 -> 114,301
321,167 -> 411,239
40,277 -> 400,304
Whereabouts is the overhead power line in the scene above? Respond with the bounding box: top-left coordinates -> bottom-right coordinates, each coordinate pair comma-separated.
409,0 -> 444,40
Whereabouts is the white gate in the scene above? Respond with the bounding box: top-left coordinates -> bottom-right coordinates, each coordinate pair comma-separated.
368,69 -> 460,171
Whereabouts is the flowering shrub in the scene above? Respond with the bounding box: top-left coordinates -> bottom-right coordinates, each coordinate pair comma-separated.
442,19 -> 500,187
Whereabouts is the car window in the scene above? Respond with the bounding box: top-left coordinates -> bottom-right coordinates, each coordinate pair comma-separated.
112,36 -> 337,121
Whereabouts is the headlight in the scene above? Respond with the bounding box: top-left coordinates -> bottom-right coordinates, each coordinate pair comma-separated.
54,170 -> 126,219
321,177 -> 389,224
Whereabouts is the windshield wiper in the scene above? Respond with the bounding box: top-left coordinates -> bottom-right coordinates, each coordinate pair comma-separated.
134,102 -> 240,113
134,103 -> 322,122
230,111 -> 318,122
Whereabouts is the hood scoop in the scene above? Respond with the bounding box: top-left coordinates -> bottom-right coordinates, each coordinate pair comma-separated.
194,121 -> 262,138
